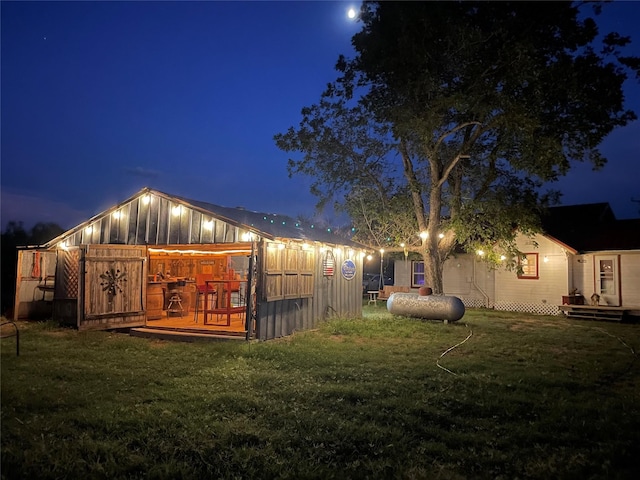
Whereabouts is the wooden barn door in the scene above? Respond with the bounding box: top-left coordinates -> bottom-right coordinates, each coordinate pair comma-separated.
79,245 -> 147,330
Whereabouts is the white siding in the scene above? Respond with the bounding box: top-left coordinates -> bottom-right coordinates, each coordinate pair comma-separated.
572,254 -> 594,301
620,252 -> 640,310
394,260 -> 412,288
572,251 -> 640,311
443,255 -> 494,308
393,254 -> 493,308
392,238 -> 640,316
494,234 -> 570,315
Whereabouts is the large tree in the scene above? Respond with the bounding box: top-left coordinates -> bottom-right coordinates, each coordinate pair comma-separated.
275,1 -> 639,293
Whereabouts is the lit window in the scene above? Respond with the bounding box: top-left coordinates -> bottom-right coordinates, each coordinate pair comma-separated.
411,261 -> 425,287
518,253 -> 539,279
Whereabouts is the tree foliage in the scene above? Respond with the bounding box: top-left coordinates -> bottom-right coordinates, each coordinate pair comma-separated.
275,1 -> 639,292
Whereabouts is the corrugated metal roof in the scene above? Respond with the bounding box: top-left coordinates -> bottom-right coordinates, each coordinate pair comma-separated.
167,190 -> 364,247
44,187 -> 365,249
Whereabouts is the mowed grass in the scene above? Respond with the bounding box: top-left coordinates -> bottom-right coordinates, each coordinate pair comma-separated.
1,306 -> 639,479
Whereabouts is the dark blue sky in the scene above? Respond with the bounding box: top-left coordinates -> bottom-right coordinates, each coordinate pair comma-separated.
2,1 -> 639,231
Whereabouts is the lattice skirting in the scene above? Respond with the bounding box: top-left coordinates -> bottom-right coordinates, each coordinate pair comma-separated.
413,296 -> 562,316
459,297 -> 487,309
494,301 -> 561,316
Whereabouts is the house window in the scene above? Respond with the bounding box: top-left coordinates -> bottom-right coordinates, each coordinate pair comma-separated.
411,261 -> 425,287
518,253 -> 539,279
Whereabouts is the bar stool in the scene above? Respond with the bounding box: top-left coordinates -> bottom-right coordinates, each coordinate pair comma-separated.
193,274 -> 215,322
167,289 -> 184,317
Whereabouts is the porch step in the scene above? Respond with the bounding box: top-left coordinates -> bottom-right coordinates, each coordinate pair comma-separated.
130,327 -> 246,343
558,305 -> 628,322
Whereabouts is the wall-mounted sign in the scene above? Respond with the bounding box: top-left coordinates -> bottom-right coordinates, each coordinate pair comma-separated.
323,251 -> 335,276
341,259 -> 356,280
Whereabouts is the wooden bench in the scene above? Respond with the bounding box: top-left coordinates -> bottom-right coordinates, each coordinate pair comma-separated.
558,304 -> 629,322
378,286 -> 412,301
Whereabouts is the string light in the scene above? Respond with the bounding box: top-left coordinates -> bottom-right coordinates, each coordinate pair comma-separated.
148,248 -> 251,255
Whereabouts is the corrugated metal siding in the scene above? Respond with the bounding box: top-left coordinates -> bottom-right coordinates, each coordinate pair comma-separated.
255,243 -> 363,340
49,194 -> 248,248
46,189 -> 366,251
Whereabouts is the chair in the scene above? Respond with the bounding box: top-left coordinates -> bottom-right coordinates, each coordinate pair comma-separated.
229,280 -> 242,306
227,269 -> 245,306
194,274 -> 215,322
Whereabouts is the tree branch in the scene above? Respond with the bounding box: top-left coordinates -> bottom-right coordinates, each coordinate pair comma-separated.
433,121 -> 482,153
399,139 -> 428,231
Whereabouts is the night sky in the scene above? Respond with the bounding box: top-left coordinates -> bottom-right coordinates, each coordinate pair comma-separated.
2,1 -> 639,232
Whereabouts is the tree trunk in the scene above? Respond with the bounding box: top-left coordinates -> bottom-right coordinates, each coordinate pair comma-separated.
424,247 -> 444,294
425,163 -> 444,293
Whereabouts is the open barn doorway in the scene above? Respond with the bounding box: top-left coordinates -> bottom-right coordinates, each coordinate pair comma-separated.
145,244 -> 254,336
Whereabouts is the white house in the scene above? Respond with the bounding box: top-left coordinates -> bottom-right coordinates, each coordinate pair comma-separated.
393,203 -> 640,317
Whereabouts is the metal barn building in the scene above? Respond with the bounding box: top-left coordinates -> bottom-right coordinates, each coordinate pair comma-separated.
14,188 -> 366,340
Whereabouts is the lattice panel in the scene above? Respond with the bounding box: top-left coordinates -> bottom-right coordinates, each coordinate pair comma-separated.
494,302 -> 561,316
62,249 -> 80,299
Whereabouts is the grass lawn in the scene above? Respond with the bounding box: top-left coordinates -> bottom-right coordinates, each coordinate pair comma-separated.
2,306 -> 639,479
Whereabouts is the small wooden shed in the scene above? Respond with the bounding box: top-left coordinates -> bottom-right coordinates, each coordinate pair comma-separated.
14,188 -> 366,340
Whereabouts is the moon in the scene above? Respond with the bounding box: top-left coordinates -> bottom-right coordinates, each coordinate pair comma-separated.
347,7 -> 357,20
